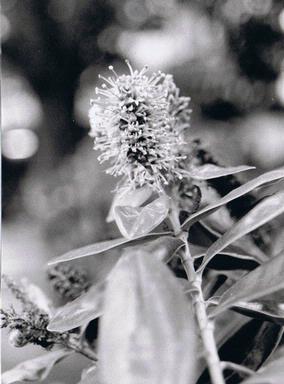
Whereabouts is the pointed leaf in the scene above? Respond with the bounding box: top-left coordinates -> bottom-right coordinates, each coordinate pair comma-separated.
48,280 -> 106,332
229,299 -> 284,325
242,355 -> 284,384
98,251 -> 197,384
200,192 -> 284,271
210,250 -> 284,317
114,195 -> 170,239
48,231 -> 171,265
2,349 -> 72,384
182,168 -> 284,230
107,186 -> 153,223
188,164 -> 255,180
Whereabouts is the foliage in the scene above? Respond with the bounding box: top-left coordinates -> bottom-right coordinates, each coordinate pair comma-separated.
1,65 -> 284,384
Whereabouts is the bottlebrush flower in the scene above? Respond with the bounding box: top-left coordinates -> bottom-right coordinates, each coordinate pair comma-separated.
89,61 -> 191,191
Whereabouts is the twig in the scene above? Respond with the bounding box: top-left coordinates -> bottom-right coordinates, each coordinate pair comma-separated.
179,231 -> 225,384
221,361 -> 255,376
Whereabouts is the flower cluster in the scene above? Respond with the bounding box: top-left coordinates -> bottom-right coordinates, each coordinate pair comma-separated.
47,264 -> 90,300
0,275 -> 70,349
89,61 -> 191,191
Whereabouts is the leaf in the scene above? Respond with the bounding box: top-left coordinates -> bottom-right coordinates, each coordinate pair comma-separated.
200,191 -> 284,271
77,365 -> 99,384
210,250 -> 284,318
228,299 -> 284,325
191,243 -> 260,263
126,236 -> 184,263
114,195 -> 170,239
188,164 -> 255,180
98,251 -> 197,384
242,356 -> 284,384
107,186 -> 153,223
198,320 -> 283,384
2,349 -> 72,384
182,168 -> 284,230
48,280 -> 106,332
48,231 -> 171,265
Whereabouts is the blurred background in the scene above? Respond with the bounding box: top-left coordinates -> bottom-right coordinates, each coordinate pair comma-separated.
2,0 -> 284,382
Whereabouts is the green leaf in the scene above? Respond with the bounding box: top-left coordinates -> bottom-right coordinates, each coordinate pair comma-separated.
182,168 -> 284,230
199,192 -> 284,271
2,349 -> 72,384
98,251 -> 197,384
210,250 -> 284,318
48,280 -> 105,332
107,186 -> 152,223
48,231 -> 171,265
242,356 -> 284,384
188,164 -> 255,180
114,195 -> 170,239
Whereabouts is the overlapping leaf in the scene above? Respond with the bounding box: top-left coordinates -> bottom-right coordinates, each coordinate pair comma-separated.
199,191 -> 284,271
182,168 -> 284,230
210,250 -> 284,317
48,231 -> 171,265
188,164 -> 255,180
98,251 -> 197,384
114,195 -> 170,239
48,280 -> 106,332
107,186 -> 152,223
2,350 -> 72,384
242,355 -> 284,384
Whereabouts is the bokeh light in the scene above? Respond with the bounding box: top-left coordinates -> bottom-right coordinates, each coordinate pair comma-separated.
2,129 -> 39,160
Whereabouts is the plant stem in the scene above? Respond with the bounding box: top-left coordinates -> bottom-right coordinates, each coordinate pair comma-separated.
179,231 -> 225,384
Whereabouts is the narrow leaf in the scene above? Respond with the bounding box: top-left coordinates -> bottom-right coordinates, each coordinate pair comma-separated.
210,250 -> 284,317
48,280 -> 105,332
182,168 -> 284,230
98,251 -> 197,384
114,195 -> 170,239
200,191 -> 284,271
242,356 -> 284,384
48,231 -> 171,265
2,349 -> 72,384
188,164 -> 255,180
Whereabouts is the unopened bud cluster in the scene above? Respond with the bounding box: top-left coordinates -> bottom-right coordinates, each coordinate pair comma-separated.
47,264 -> 90,300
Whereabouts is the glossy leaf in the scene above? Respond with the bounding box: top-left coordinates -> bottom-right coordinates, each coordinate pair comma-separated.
107,186 -> 152,223
210,250 -> 284,317
182,168 -> 284,230
190,243 -> 260,263
200,191 -> 284,271
48,280 -> 106,332
48,231 -> 171,265
2,349 -> 72,384
114,195 -> 170,239
229,300 -> 284,325
98,251 -> 197,384
242,356 -> 284,384
78,365 -> 99,384
188,164 -> 255,180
